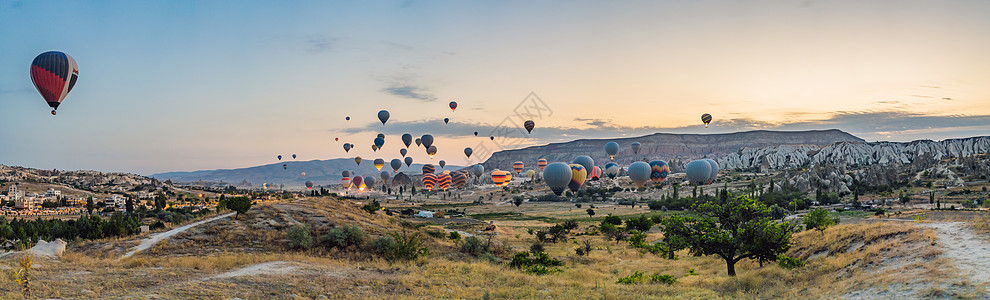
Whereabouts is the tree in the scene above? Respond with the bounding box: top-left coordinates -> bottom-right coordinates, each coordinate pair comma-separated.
899,190 -> 910,205
586,208 -> 595,218
125,197 -> 134,214
86,197 -> 94,215
625,215 -> 653,232
513,196 -> 523,207
672,184 -> 679,200
802,207 -> 836,234
658,195 -> 793,276
227,196 -> 253,219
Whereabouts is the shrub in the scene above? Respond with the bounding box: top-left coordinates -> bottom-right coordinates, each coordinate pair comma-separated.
509,251 -> 563,275
616,271 -> 644,284
385,230 -> 429,261
802,207 -> 836,234
628,230 -> 648,248
321,225 -> 367,250
530,242 -> 545,254
361,199 -> 381,214
448,231 -> 461,242
602,214 -> 622,226
625,215 -> 653,232
575,239 -> 593,256
425,228 -> 446,238
561,220 -> 579,231
287,224 -> 313,250
777,254 -> 805,269
769,204 -> 787,220
368,235 -> 396,257
461,236 -> 485,256
650,274 -> 676,284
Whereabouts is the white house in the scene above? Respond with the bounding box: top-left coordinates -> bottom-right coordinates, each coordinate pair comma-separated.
7,185 -> 23,200
108,195 -> 127,208
45,188 -> 61,199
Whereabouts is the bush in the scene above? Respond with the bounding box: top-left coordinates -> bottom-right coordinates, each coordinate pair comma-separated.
448,231 -> 461,242
530,242 -> 545,254
769,204 -> 787,220
625,215 -> 653,232
361,199 -> 381,214
650,274 -> 676,284
509,251 -> 563,275
616,271 -> 644,284
777,254 -> 805,269
287,224 -> 313,250
461,236 -> 485,256
384,230 -> 429,261
368,235 -> 396,257
602,214 -> 623,226
803,207 -> 837,234
628,230 -> 648,248
321,225 -> 367,250
425,228 -> 446,238
561,220 -> 579,231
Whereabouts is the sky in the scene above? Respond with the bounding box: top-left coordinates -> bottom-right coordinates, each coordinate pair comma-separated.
1,0 -> 989,175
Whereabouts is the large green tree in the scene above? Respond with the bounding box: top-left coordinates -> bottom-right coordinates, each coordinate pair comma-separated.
226,196 -> 253,219
659,194 -> 793,276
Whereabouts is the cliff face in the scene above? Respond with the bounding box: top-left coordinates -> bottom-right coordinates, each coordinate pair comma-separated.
481,129 -> 864,172
152,159 -> 461,188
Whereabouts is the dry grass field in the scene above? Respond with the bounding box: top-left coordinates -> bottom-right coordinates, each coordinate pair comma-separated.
1,196 -> 988,299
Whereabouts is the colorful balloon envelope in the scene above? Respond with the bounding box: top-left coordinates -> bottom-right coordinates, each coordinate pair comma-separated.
472,164 -> 485,177
301,172 -> 306,178
572,156 -> 594,178
343,144 -> 352,152
523,120 -> 535,134
685,160 -> 712,185
374,158 -> 385,171
701,113 -> 713,128
474,131 -> 479,136
427,146 -> 438,158
305,181 -> 314,190
627,162 -> 651,188
439,160 -> 446,169
704,159 -> 719,185
422,164 -> 435,174
372,145 -> 379,152
631,142 -> 641,154
342,170 -> 350,178
283,164 -> 288,170
415,138 -> 422,147
292,154 -> 297,159
378,110 -> 390,125
421,135 -> 434,148
374,137 -> 385,149
604,162 -> 620,179
505,172 -> 512,183
590,166 -> 602,181
354,157 -> 362,166
277,155 -> 282,160
438,173 -> 451,191
513,161 -> 524,173
400,148 -> 408,157
543,163 -> 571,196
648,160 -> 670,184
604,142 -> 619,160
30,51 -> 79,115
404,157 -> 413,167
491,170 -> 507,187
390,159 -> 402,172
568,164 -> 587,192
380,171 -> 391,183
346,116 -> 350,121
449,101 -> 457,111
364,176 -> 375,188
422,173 -> 438,191
341,177 -> 351,189
353,176 -> 364,192
452,172 -> 467,188
526,169 -> 536,179
537,159 -> 548,171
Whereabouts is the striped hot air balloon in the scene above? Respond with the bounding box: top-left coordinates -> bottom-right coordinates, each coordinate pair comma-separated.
649,160 -> 670,184
341,177 -> 351,189
422,173 -> 438,191
449,101 -> 457,111
513,161 -> 524,174
701,113 -> 713,128
422,164 -> 435,174
305,181 -> 314,190
505,172 -> 513,183
374,158 -> 385,171
30,51 -> 79,115
537,159 -> 548,171
568,164 -> 587,192
589,166 -> 602,181
452,172 -> 467,188
491,170 -> 507,187
438,173 -> 451,191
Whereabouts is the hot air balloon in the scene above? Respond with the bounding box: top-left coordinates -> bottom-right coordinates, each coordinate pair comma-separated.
513,161 -> 524,174
342,170 -> 350,178
283,164 -> 288,170
427,146 -> 438,158
345,116 -> 350,121
443,118 -> 449,124
568,164 -> 587,192
543,162 -> 571,196
701,113 -> 713,128
278,155 -> 282,161
491,170 -> 507,187
438,173 -> 451,191
305,181 -> 314,190
604,162 -> 620,179
380,171 -> 390,183
377,133 -> 385,139
590,166 -> 602,181
415,138 -> 422,147
526,169 -> 536,180
404,157 -> 413,167
648,160 -> 670,184
335,137 -> 339,141
449,101 -> 457,111
439,160 -> 446,169
30,51 -> 79,115
292,154 -> 297,159
374,137 -> 385,149
604,142 -> 619,160
704,159 -> 719,185
472,164 -> 485,177
452,172 -> 467,188
572,156 -> 594,178
627,161 -> 651,188
354,156 -> 362,166
490,136 -> 495,141
422,173 -> 438,191
422,164 -> 435,174
353,176 -> 364,191
537,159 -> 548,171
421,135 -> 434,148
464,147 -> 473,158
505,172 -> 513,183
474,131 -> 479,136
343,143 -> 352,152
371,145 -> 379,152
341,177 -> 351,189
364,176 -> 376,189
631,142 -> 641,154
378,110 -> 390,125
686,160 -> 712,185
524,120 -> 535,134
301,172 -> 306,178
401,133 -> 413,148
390,159 -> 402,172
374,158 -> 385,171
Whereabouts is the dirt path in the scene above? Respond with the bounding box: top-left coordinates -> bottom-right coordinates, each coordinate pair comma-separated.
121,212 -> 236,258
925,222 -> 990,284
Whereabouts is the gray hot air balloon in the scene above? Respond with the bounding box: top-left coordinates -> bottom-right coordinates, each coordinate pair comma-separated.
627,161 -> 651,188
572,156 -> 594,178
543,162 -> 572,196
426,145 -> 438,158
464,147 -> 473,158
604,162 -> 620,179
380,171 -> 390,183
343,143 -> 352,152
364,175 -> 376,187
400,148 -> 407,157
604,142 -> 619,160
342,170 -> 350,178
631,142 -> 641,154
472,164 -> 485,177
404,156 -> 413,167
439,160 -> 446,169
415,138 -> 422,147
390,159 -> 402,172
704,159 -> 719,185
686,160 -> 712,185
401,133 -> 413,148
377,110 -> 390,125
421,134 -> 434,148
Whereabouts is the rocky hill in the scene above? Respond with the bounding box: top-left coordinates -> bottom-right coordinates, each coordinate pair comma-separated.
0,165 -> 164,194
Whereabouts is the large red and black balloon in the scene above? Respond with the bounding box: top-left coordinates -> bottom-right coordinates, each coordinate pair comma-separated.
31,51 -> 79,115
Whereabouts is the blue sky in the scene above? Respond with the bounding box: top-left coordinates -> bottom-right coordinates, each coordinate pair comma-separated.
1,0 -> 989,174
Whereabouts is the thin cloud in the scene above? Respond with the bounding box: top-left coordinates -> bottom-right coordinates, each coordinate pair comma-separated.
304,35 -> 335,54
382,84 -> 437,102
0,88 -> 32,95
